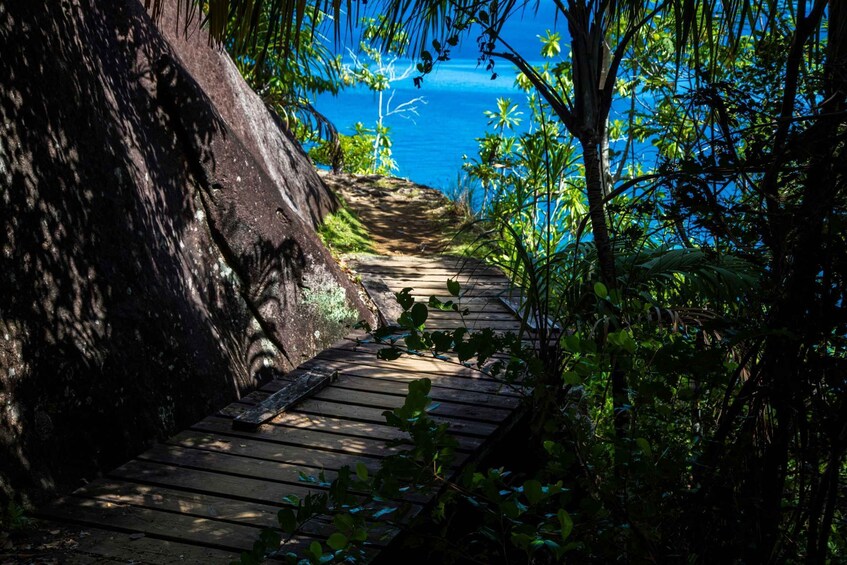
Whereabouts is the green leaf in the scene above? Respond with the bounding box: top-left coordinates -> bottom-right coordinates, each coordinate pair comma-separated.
282,494 -> 300,506
409,378 -> 432,396
309,541 -> 323,559
377,348 -> 402,360
523,479 -> 543,505
594,281 -> 608,299
238,550 -> 259,565
259,529 -> 281,549
410,302 -> 428,327
326,532 -> 348,551
355,462 -> 369,482
563,371 -> 581,385
635,437 -> 653,460
395,288 -> 415,310
333,513 -> 355,532
558,509 -> 573,541
511,532 -> 532,549
277,508 -> 297,533
447,279 -> 461,297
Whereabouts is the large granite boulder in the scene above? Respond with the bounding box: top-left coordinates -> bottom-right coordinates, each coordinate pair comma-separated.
0,0 -> 371,506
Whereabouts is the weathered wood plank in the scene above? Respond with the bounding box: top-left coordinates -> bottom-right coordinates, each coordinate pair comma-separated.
272,411 -> 485,451
274,411 -> 485,450
87,465 -> 421,535
138,444 -> 340,488
257,372 -> 518,409
232,369 -> 333,431
360,278 -> 405,327
299,358 -> 523,397
109,459 -> 318,504
32,522 -> 241,564
294,398 -> 498,437
40,495 -> 281,554
192,417 -> 403,458
72,479 -> 283,528
168,429 -> 386,469
313,387 -> 514,424
325,374 -> 521,409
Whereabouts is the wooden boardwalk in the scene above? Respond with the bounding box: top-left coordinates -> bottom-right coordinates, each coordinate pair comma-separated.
37,255 -> 525,563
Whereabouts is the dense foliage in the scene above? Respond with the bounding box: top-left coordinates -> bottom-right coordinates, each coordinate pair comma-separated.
203,0 -> 846,562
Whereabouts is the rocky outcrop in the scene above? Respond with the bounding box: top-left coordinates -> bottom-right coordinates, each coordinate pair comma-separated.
0,0 -> 371,506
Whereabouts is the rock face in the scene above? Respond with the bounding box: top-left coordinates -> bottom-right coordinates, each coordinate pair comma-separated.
0,0 -> 371,506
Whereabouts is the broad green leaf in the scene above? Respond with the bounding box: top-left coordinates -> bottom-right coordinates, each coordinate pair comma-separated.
277,508 -> 297,533
563,371 -> 581,385
395,288 -> 415,310
377,347 -> 402,360
410,302 -> 428,327
523,479 -> 543,505
594,281 -> 608,299
355,462 -> 369,482
326,532 -> 348,551
259,529 -> 281,549
635,437 -> 653,460
447,278 -> 461,296
558,509 -> 573,541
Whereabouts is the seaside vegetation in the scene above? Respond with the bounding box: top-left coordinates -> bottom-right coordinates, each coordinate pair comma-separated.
199,0 -> 846,562
317,195 -> 375,256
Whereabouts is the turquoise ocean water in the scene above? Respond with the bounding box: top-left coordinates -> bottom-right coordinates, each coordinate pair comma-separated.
312,6 -> 660,199
314,59 -> 528,192
313,5 -> 563,193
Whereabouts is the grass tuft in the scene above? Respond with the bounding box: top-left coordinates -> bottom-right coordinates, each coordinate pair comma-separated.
318,197 -> 374,256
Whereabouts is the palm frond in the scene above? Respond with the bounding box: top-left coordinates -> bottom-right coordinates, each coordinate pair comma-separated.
618,246 -> 760,303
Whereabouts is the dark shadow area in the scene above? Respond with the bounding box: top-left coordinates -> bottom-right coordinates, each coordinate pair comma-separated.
0,0 -> 369,508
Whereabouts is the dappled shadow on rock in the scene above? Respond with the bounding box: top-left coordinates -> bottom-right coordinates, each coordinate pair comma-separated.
0,0 -> 370,507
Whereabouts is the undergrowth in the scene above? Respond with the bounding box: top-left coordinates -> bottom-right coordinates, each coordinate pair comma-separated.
317,196 -> 374,256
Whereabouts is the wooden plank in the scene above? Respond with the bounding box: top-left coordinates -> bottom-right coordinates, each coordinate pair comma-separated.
33,522 -> 240,564
355,268 -> 505,280
313,345 -> 490,376
426,311 -> 521,321
109,459 -> 318,504
270,411 -> 485,452
300,358 -> 523,397
349,255 -> 492,269
313,387 -> 514,424
92,462 -> 423,533
314,345 -> 511,380
423,320 -> 525,331
327,374 -> 521,409
218,404 -> 483,453
192,417 -> 403,458
138,444 -> 340,488
169,429 -> 386,469
72,479 -> 283,528
294,398 -> 497,437
39,495 -> 283,554
360,278 -> 405,327
378,280 -> 511,292
232,369 -> 333,431
257,372 -> 518,409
